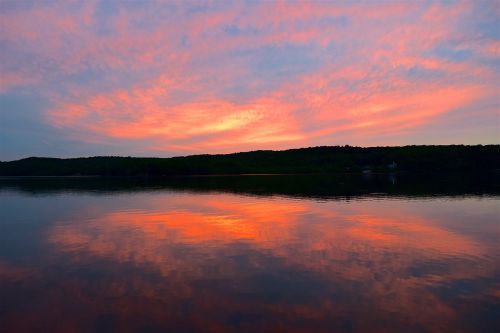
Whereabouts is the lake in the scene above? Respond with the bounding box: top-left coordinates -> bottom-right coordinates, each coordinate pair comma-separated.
0,175 -> 499,332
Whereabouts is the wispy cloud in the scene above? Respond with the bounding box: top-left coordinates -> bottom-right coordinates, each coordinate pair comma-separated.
0,0 -> 498,158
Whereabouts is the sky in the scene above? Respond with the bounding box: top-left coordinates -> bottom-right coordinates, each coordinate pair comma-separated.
0,0 -> 499,160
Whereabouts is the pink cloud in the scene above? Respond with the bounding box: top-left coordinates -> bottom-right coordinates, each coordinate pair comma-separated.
1,0 -> 498,156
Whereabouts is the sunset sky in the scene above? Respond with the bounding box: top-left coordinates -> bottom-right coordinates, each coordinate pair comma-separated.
0,0 -> 498,160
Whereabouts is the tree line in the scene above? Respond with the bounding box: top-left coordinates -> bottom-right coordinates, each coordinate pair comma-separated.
1,145 -> 498,176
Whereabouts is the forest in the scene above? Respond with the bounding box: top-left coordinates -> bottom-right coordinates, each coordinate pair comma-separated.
1,145 -> 499,176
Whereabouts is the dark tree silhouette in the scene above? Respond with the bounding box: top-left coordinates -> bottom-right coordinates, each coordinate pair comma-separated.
1,145 -> 498,176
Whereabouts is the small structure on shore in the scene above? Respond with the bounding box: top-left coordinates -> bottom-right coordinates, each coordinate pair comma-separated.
388,161 -> 397,170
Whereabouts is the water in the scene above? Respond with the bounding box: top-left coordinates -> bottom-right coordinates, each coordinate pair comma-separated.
0,175 -> 499,332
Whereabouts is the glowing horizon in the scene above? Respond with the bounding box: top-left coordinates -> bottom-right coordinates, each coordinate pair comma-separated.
0,0 -> 498,160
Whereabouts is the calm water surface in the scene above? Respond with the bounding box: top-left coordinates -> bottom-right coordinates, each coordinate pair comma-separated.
0,176 -> 499,332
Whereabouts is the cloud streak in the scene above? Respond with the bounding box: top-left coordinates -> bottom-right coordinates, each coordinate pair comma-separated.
0,0 -> 498,158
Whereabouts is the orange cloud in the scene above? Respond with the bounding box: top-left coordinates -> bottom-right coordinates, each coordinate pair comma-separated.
1,0 -> 498,156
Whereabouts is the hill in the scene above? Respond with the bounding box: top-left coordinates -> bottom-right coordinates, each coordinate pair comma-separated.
0,145 -> 499,176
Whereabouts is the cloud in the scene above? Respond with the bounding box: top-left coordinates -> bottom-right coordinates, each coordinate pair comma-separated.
0,0 -> 498,158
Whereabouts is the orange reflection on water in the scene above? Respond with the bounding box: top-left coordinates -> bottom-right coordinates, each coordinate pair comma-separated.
2,193 -> 498,332
48,194 -> 493,284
